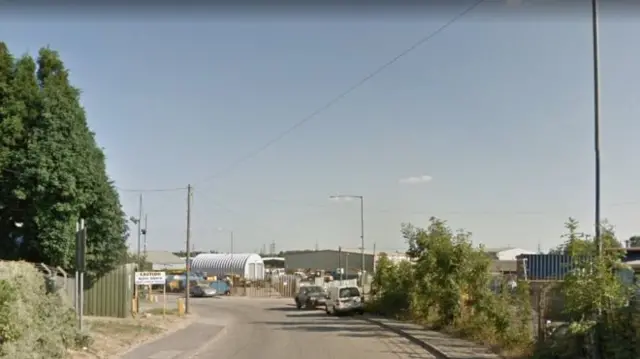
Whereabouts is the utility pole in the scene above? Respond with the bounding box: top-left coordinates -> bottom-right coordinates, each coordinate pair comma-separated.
137,194 -> 143,267
591,0 -> 602,256
142,214 -> 148,257
185,184 -> 192,314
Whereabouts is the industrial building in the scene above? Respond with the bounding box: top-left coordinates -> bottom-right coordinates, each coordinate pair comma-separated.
283,249 -> 375,274
190,253 -> 265,280
485,247 -> 536,261
145,251 -> 186,271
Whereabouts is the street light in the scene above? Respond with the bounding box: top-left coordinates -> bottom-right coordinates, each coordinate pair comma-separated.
217,227 -> 235,276
129,216 -> 142,265
329,195 -> 365,278
217,227 -> 234,255
591,0 -> 602,256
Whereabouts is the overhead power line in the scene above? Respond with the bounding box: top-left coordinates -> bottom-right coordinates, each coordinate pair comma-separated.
118,0 -> 484,194
194,0 -> 485,187
116,186 -> 187,193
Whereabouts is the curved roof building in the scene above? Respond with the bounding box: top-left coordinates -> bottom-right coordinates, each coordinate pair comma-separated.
191,253 -> 265,280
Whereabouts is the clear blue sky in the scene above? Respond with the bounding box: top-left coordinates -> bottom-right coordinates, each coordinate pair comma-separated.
1,2 -> 639,254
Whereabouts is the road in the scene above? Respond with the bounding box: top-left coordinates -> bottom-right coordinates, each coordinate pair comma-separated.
184,297 -> 436,359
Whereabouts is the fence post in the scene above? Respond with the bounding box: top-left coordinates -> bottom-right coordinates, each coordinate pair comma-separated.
56,266 -> 69,299
74,272 -> 79,313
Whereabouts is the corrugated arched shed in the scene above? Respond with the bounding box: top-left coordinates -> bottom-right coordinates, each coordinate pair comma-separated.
191,253 -> 265,280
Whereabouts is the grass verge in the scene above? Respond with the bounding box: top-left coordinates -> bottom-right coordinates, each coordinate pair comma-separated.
67,310 -> 190,359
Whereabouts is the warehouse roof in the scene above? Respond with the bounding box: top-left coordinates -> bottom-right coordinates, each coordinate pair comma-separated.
145,251 -> 184,265
283,249 -> 377,256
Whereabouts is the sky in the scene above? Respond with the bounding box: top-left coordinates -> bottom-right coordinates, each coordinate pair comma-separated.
1,1 -> 639,255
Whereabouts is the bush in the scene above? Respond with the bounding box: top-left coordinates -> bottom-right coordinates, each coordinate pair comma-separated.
369,218 -> 533,356
0,260 -> 80,359
533,220 -> 640,359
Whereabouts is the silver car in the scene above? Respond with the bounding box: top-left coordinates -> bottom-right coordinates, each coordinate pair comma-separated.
190,283 -> 217,297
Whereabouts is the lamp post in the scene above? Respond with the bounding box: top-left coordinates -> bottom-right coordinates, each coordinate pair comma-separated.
129,215 -> 141,265
129,194 -> 143,267
329,195 -> 365,278
591,0 -> 602,256
217,227 -> 234,276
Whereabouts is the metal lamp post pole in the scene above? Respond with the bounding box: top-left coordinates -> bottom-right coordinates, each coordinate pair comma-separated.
591,0 -> 602,256
359,196 -> 364,277
329,194 -> 365,279
230,230 -> 234,277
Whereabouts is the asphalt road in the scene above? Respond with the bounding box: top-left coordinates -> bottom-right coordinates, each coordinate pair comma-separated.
185,297 -> 437,359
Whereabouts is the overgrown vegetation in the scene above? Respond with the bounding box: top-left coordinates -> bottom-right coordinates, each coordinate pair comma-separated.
0,42 -> 128,278
0,261 -> 87,359
370,217 -> 533,356
534,219 -> 640,359
369,217 -> 640,359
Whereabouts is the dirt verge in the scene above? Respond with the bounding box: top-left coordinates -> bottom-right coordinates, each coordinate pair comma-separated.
68,309 -> 193,359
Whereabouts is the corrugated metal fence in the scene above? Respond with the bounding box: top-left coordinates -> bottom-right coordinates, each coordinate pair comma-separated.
58,263 -> 135,318
85,264 -> 134,318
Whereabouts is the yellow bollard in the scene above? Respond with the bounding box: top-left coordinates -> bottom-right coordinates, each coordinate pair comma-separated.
177,298 -> 185,316
132,298 -> 138,316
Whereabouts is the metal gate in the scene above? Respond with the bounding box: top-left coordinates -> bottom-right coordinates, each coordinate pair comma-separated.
232,276 -> 298,298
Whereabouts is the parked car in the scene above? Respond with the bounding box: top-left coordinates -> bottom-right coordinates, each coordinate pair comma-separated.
325,285 -> 364,315
209,280 -> 231,296
189,283 -> 217,297
295,285 -> 326,309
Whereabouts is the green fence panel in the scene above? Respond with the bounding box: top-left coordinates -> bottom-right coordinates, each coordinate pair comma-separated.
82,263 -> 135,318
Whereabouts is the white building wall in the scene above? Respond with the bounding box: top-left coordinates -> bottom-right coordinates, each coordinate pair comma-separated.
373,251 -> 410,270
494,248 -> 536,261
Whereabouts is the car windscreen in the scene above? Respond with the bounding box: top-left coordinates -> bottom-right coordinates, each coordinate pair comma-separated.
339,287 -> 360,298
307,286 -> 324,293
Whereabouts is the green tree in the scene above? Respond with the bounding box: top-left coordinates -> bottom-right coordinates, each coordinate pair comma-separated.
550,218 -> 621,255
551,220 -> 638,359
0,44 -> 127,278
629,235 -> 640,248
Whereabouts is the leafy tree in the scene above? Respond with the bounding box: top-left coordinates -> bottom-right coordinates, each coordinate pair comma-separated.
370,217 -> 533,353
629,236 -> 640,248
0,43 -> 127,278
550,218 -> 621,255
546,220 -> 639,359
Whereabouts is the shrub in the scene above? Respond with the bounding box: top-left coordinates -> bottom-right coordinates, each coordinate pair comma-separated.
370,218 -> 533,355
534,220 -> 640,359
0,260 -> 80,359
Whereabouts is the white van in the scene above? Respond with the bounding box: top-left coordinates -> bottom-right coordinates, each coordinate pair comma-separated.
325,285 -> 364,315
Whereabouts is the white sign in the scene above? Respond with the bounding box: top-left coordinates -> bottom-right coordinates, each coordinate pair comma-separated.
135,271 -> 166,285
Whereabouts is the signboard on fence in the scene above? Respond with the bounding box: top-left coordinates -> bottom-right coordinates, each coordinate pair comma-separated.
135,271 -> 166,285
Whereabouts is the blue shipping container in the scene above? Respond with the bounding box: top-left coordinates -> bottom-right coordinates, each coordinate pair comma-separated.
517,254 -> 585,281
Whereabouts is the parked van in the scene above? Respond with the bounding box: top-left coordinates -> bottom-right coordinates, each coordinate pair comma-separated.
325,285 -> 364,315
